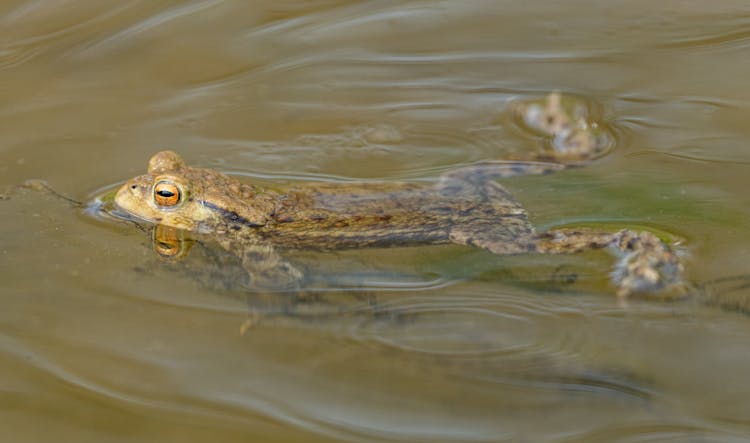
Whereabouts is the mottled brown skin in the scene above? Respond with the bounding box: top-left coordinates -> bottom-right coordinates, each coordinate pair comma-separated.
114,94 -> 684,296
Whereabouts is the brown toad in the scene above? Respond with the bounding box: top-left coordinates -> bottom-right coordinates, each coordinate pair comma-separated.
114,147 -> 682,297
113,93 -> 683,296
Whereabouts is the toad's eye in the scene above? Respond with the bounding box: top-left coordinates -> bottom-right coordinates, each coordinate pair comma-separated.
153,181 -> 182,207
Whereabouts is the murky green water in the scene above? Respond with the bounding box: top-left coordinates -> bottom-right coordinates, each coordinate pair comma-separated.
3,1 -> 750,442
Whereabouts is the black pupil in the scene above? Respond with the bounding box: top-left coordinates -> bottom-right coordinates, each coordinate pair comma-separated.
157,189 -> 175,198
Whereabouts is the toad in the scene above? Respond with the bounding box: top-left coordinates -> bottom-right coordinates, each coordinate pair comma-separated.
113,94 -> 684,296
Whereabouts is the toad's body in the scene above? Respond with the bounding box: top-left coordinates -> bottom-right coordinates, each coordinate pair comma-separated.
114,95 -> 683,295
116,150 -> 542,252
115,150 -> 682,296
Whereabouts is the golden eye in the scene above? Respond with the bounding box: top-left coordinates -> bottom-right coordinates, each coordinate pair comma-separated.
153,181 -> 182,207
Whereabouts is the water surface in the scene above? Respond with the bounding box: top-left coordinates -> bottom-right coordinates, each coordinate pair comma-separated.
3,1 -> 750,442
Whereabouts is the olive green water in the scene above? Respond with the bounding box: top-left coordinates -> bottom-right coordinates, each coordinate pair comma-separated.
3,1 -> 750,442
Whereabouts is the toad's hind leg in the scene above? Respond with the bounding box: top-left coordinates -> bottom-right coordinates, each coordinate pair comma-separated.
534,228 -> 685,296
438,161 -> 566,197
448,216 -> 537,255
442,162 -> 563,254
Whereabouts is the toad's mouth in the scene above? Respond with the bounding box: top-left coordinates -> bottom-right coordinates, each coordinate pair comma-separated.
112,204 -> 151,223
83,182 -> 155,228
85,195 -> 147,225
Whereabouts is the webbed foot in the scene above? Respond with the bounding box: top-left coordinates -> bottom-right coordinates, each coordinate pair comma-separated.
237,243 -> 304,291
611,231 -> 685,297
511,92 -> 614,164
534,228 -> 686,297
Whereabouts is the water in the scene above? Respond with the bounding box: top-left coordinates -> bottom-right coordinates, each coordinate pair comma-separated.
2,1 -> 750,442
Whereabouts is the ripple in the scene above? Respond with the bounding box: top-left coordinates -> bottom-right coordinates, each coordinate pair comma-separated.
0,2 -> 137,70
562,422 -> 749,443
71,0 -> 225,58
698,274 -> 750,315
629,149 -> 750,166
172,122 -> 506,179
353,303 -> 537,356
658,25 -> 750,51
0,325 -> 519,443
346,283 -> 696,404
350,289 -> 565,358
0,45 -> 44,71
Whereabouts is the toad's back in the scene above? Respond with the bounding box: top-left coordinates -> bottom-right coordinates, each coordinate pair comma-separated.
114,151 -> 537,253
260,180 -> 531,249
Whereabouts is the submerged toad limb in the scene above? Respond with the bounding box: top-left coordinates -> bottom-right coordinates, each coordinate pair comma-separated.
439,161 -> 563,254
114,151 -> 685,297
220,239 -> 304,290
435,164 -> 684,296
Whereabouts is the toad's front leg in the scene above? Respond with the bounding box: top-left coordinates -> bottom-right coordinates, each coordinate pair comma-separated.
534,228 -> 685,297
217,239 -> 304,292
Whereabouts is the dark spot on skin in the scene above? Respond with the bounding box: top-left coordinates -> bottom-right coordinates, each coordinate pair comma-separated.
231,225 -> 241,231
154,217 -> 162,222
131,185 -> 137,189
201,200 -> 263,227
244,252 -> 265,261
432,206 -> 453,214
441,185 -> 461,194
